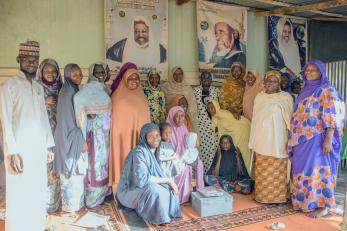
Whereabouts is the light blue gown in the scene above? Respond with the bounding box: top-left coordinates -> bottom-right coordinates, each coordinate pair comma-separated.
117,123 -> 181,224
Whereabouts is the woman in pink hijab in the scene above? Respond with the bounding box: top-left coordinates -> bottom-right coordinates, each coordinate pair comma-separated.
166,106 -> 188,157
166,106 -> 204,202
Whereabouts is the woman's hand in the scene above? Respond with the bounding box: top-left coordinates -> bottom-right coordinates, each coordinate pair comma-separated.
87,114 -> 96,119
47,149 -> 54,163
9,154 -> 23,174
229,108 -> 241,120
82,142 -> 88,153
232,112 -> 241,120
45,96 -> 57,105
322,136 -> 333,154
168,179 -> 179,196
323,128 -> 334,154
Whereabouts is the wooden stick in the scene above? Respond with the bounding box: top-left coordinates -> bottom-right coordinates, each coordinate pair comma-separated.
252,0 -> 292,7
253,0 -> 347,19
310,10 -> 347,19
313,17 -> 347,21
177,0 -> 191,5
255,0 -> 347,17
341,182 -> 347,230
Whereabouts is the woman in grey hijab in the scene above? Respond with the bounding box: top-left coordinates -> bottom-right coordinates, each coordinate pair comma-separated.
54,63 -> 87,212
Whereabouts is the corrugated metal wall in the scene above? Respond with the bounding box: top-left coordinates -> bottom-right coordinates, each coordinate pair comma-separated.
326,60 -> 347,100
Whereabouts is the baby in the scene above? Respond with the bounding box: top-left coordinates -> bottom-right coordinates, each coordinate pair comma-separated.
182,132 -> 205,189
156,122 -> 178,178
182,132 -> 199,165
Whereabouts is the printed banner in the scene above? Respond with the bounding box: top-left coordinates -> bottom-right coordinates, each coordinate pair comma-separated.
197,0 -> 247,81
268,16 -> 307,79
105,0 -> 168,80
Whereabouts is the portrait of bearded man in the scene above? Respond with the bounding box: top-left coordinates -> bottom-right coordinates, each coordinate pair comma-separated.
106,16 -> 167,66
269,17 -> 306,78
209,21 -> 246,68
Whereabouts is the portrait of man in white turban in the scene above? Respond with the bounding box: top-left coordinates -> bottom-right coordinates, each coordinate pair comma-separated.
106,16 -> 167,65
209,21 -> 246,68
269,17 -> 306,77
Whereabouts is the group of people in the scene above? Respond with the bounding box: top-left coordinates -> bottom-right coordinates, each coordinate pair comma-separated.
0,41 -> 345,230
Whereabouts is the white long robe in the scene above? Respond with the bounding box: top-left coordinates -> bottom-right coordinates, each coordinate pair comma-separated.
249,91 -> 293,158
0,71 -> 54,231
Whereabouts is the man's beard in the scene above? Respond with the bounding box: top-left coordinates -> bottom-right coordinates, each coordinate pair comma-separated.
21,68 -> 36,79
216,47 -> 231,57
135,38 -> 149,48
282,37 -> 290,43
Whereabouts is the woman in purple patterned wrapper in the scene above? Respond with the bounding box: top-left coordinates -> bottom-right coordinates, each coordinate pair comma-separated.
289,60 -> 345,218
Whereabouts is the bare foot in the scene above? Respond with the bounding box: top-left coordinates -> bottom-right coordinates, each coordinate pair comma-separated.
235,185 -> 241,192
307,208 -> 329,218
156,223 -> 169,231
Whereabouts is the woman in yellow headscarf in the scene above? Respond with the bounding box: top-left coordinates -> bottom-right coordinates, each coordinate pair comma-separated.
207,100 -> 251,174
219,61 -> 246,117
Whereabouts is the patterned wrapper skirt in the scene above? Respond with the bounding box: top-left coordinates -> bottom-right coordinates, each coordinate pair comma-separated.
254,153 -> 288,203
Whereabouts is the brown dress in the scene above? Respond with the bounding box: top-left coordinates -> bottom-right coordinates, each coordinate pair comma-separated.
109,68 -> 150,187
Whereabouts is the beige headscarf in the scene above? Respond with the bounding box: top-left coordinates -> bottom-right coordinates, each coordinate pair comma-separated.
242,69 -> 264,120
161,67 -> 199,132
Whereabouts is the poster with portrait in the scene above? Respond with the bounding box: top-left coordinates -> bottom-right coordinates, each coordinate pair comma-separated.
268,16 -> 307,80
105,0 -> 168,80
197,0 -> 247,81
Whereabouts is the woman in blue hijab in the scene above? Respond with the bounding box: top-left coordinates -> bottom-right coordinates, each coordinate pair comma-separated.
117,123 -> 181,224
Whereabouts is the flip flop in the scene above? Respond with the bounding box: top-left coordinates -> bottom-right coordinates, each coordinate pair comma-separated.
267,222 -> 286,230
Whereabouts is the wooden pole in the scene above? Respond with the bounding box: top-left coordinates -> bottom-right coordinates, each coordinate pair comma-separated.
313,17 -> 347,22
253,0 -> 291,7
255,0 -> 347,17
341,182 -> 347,230
177,0 -> 191,5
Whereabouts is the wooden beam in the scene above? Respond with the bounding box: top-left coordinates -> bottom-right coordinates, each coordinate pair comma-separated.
255,0 -> 347,17
252,0 -> 292,7
253,0 -> 347,19
177,0 -> 191,5
310,10 -> 347,19
313,16 -> 347,22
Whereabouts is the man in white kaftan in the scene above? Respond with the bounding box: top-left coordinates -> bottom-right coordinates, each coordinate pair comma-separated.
0,41 -> 54,231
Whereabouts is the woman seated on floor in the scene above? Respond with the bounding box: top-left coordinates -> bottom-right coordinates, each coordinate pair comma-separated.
207,100 -> 252,174
206,135 -> 253,194
116,123 -> 181,224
